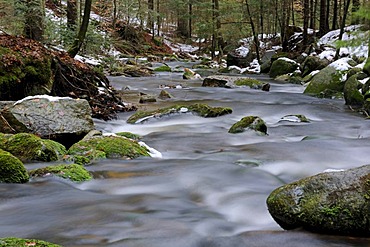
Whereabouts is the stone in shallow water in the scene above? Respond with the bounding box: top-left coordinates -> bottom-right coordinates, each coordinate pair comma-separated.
266,164 -> 370,237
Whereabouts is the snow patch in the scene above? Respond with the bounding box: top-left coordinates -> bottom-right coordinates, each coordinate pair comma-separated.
138,141 -> 163,158
14,95 -> 73,105
235,46 -> 249,57
318,48 -> 336,61
359,78 -> 370,85
277,57 -> 298,64
328,57 -> 353,71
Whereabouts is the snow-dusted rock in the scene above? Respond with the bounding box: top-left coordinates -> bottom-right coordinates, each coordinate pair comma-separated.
0,95 -> 94,147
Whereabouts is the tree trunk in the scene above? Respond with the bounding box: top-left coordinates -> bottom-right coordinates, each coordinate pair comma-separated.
319,0 -> 327,36
351,0 -> 361,24
309,0 -> 315,29
112,0 -> 117,28
245,0 -> 260,63
325,0 -> 330,31
67,0 -> 92,58
67,0 -> 78,30
334,0 -> 351,59
302,0 -> 310,48
332,0 -> 338,30
147,0 -> 154,33
24,0 -> 44,42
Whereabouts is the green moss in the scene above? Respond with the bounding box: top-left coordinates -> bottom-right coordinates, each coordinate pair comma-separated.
0,149 -> 29,183
127,104 -> 232,124
235,78 -> 264,88
269,58 -> 298,78
116,132 -> 141,140
154,65 -> 172,72
228,116 -> 267,134
304,66 -> 345,97
0,237 -> 61,247
0,46 -> 53,100
29,163 -> 92,182
1,133 -> 66,162
68,135 -> 149,160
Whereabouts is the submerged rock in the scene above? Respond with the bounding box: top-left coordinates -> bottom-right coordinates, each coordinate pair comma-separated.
0,149 -> 29,183
202,75 -> 269,90
29,164 -> 92,182
267,165 -> 370,236
0,96 -> 95,148
228,116 -> 267,134
68,135 -> 150,162
279,114 -> 309,123
127,103 -> 232,124
0,133 -> 66,162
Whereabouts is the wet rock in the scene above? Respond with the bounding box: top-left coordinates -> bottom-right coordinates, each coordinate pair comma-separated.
67,135 -> 150,162
267,165 -> 370,236
303,66 -> 344,97
202,75 -> 269,90
269,58 -> 299,78
0,96 -> 95,148
158,90 -> 173,100
0,149 -> 29,183
226,48 -> 254,68
183,68 -> 201,79
228,116 -> 267,134
139,94 -> 157,103
0,133 -> 66,162
29,164 -> 92,182
127,103 -> 232,124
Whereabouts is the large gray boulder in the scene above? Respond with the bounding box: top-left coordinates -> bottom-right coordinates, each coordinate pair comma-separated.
0,96 -> 94,147
343,74 -> 364,108
267,165 -> 370,236
301,56 -> 330,77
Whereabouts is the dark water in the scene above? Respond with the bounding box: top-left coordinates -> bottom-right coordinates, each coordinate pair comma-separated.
1,67 -> 370,246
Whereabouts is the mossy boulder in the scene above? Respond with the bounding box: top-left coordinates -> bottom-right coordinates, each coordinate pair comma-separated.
116,132 -> 141,140
234,78 -> 268,90
0,149 -> 29,183
344,74 -> 364,108
303,66 -> 345,97
0,133 -> 66,162
183,68 -> 200,79
158,90 -> 173,99
127,103 -> 232,124
267,164 -> 370,236
0,237 -> 61,247
154,65 -> 172,72
269,58 -> 299,78
29,163 -> 92,182
68,135 -> 150,161
228,116 -> 267,134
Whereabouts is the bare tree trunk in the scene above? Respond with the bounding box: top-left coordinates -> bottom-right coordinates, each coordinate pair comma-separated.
325,0 -> 330,31
24,0 -> 44,42
351,0 -> 361,24
303,0 -> 310,48
245,0 -> 260,63
309,0 -> 315,29
332,0 -> 338,29
112,0 -> 117,27
67,0 -> 92,57
334,0 -> 351,59
318,0 -> 327,36
67,0 -> 78,30
148,0 -> 154,33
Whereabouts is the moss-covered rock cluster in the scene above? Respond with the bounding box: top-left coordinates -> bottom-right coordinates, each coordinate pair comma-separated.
127,103 -> 233,124
0,133 -> 66,162
0,131 -> 150,183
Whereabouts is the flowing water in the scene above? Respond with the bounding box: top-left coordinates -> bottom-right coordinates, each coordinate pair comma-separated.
1,64 -> 370,246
